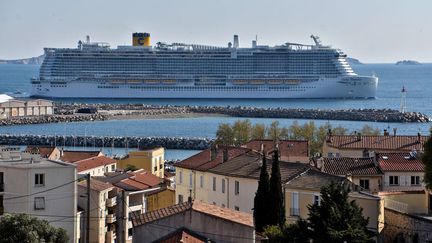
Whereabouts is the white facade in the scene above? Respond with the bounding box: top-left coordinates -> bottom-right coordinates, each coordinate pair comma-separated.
0,151 -> 77,242
382,172 -> 425,191
78,162 -> 117,176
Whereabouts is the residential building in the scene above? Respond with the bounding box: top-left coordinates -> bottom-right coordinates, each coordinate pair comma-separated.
77,179 -> 119,243
0,147 -> 78,242
284,168 -> 385,237
131,201 -> 255,243
73,156 -> 117,176
323,133 -> 428,158
175,146 -> 251,204
94,169 -> 175,242
0,95 -> 54,118
317,157 -> 384,193
116,147 -> 165,178
25,146 -> 61,160
243,139 -> 309,163
59,150 -> 103,163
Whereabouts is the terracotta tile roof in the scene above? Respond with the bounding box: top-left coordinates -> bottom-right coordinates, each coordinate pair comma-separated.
378,153 -> 425,172
321,157 -> 383,176
155,228 -> 209,243
78,179 -> 113,192
208,151 -> 310,183
244,139 -> 309,159
164,171 -> 175,178
325,135 -> 428,151
74,156 -> 116,172
175,147 -> 250,171
100,169 -> 164,191
60,150 -> 102,163
133,202 -> 192,226
285,168 -> 348,190
133,201 -> 253,228
192,201 -> 254,228
25,146 -> 56,158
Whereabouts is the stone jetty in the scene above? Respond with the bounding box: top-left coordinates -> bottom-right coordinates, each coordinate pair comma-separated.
0,134 -> 212,150
0,103 -> 429,127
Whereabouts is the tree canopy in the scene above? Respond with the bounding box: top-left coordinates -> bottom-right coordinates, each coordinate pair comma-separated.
253,152 -> 270,232
422,130 -> 432,190
0,213 -> 69,243
267,149 -> 285,227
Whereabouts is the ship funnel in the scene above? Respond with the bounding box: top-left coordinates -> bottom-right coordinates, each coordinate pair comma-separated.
133,32 -> 151,47
86,35 -> 90,43
233,35 -> 239,48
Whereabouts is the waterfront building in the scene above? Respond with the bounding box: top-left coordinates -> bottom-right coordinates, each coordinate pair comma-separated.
0,147 -> 78,242
25,146 -> 61,160
0,95 -> 53,118
323,133 -> 429,158
116,147 -> 165,178
131,201 -> 255,243
73,155 -> 117,176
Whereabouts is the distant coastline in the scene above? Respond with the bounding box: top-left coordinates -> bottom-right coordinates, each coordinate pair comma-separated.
346,57 -> 363,65
396,60 -> 421,65
0,55 -> 44,65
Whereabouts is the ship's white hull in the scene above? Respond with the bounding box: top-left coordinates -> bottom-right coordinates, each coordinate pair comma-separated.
30,76 -> 378,99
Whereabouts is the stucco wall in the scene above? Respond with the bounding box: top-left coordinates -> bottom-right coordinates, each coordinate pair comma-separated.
383,208 -> 432,243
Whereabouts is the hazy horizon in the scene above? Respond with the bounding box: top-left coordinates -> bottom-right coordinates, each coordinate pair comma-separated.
1,0 -> 431,63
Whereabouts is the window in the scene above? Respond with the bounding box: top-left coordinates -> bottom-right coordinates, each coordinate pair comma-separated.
105,167 -> 108,173
235,181 -> 240,195
222,179 -> 225,193
212,177 -> 216,191
359,179 -> 370,190
234,206 -> 240,211
200,175 -> 204,188
128,228 -> 133,237
411,176 -> 420,186
179,171 -> 183,184
327,152 -> 333,158
159,164 -> 163,169
111,164 -> 115,171
178,194 -> 184,203
389,176 -> 399,186
313,194 -> 320,206
34,197 -> 45,210
189,173 -> 193,188
291,192 -> 299,216
34,174 -> 44,186
0,172 -> 4,192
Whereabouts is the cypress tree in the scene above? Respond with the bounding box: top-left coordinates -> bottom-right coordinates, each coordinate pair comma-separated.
422,130 -> 432,190
268,148 -> 285,227
253,150 -> 270,232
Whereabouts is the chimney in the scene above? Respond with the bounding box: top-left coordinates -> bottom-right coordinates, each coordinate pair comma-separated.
417,132 -> 421,143
86,35 -> 90,43
210,144 -> 218,161
233,35 -> 239,48
383,129 -> 389,136
357,132 -> 362,141
393,128 -> 397,136
222,148 -> 229,163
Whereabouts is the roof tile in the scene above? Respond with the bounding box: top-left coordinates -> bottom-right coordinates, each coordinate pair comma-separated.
378,152 -> 425,172
326,135 -> 428,151
321,157 -> 383,176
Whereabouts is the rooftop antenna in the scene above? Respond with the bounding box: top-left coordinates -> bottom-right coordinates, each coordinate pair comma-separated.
400,86 -> 407,113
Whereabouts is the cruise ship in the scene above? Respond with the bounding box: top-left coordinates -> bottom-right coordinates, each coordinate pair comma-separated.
30,33 -> 378,99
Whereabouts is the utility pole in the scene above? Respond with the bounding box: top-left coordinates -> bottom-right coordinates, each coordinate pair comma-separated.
86,173 -> 91,243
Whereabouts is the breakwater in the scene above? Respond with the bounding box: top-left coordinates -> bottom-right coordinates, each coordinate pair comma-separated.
0,134 -> 212,150
56,103 -> 430,123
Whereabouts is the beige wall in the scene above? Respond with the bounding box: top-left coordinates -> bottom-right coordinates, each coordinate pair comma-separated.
381,192 -> 429,214
0,99 -> 53,118
382,172 -> 425,191
79,163 -> 116,176
351,175 -> 382,194
284,188 -> 384,234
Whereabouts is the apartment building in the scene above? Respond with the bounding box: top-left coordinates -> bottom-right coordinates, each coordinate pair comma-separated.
0,146 -> 78,242
116,147 -> 165,178
74,156 -> 117,176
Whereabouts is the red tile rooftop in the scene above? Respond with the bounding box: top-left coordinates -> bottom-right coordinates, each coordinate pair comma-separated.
244,139 -> 309,158
326,135 -> 428,151
321,157 -> 383,176
78,179 -> 114,192
110,169 -> 164,191
175,146 -> 250,171
378,153 -> 425,172
25,146 -> 56,158
60,150 -> 102,163
74,156 -> 116,172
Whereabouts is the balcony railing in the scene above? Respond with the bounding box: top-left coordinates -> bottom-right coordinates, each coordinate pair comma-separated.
106,214 -> 116,224
106,197 -> 117,207
384,199 -> 408,213
290,208 -> 300,216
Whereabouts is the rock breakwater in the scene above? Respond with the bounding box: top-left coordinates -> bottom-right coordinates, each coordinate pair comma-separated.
0,134 -> 212,150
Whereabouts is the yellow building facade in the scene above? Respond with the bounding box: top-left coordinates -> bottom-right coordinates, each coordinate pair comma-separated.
146,187 -> 176,212
117,147 -> 165,178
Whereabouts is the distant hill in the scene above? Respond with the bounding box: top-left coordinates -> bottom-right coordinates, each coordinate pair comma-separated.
396,60 -> 421,65
346,57 -> 363,65
0,54 -> 45,65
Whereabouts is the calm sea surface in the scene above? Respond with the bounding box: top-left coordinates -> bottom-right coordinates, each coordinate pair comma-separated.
1,63 -> 432,159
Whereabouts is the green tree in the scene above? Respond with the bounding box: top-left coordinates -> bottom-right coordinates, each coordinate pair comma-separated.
268,148 -> 285,227
307,182 -> 373,243
358,124 -> 380,136
124,164 -> 138,171
0,213 -> 69,243
232,119 -> 252,146
253,152 -> 270,232
263,221 -> 309,243
215,123 -> 234,146
251,123 -> 266,140
268,121 -> 283,141
422,130 -> 432,189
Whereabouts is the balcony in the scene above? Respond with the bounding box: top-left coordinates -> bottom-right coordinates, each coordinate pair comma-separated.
106,214 -> 116,224
106,196 -> 117,207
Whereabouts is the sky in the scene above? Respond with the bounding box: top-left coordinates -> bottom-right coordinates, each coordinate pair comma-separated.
0,0 -> 431,63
